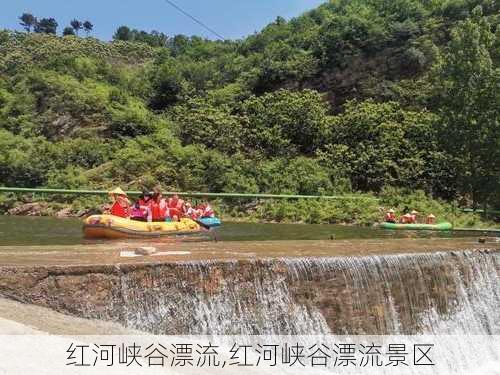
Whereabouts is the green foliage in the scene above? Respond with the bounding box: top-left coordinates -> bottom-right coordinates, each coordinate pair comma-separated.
0,130 -> 53,187
113,26 -> 168,47
148,59 -> 187,110
108,98 -> 157,137
46,165 -> 89,189
0,0 -> 498,224
256,196 -> 380,225
319,100 -> 446,193
70,20 -> 83,35
63,27 -> 75,36
317,1 -> 390,67
241,89 -> 329,157
83,21 -> 93,35
19,13 -> 36,33
256,157 -> 337,195
34,18 -> 58,34
173,98 -> 243,153
431,6 -> 500,207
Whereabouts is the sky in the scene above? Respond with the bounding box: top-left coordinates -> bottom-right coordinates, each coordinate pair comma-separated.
1,0 -> 326,41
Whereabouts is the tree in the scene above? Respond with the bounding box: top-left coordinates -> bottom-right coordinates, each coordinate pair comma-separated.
148,60 -> 186,110
241,89 -> 329,157
113,26 -> 131,41
34,18 -> 58,34
19,13 -> 36,33
432,6 -> 500,208
319,99 -> 442,193
174,98 -> 243,154
62,27 -> 75,36
83,21 -> 93,36
70,19 -> 82,35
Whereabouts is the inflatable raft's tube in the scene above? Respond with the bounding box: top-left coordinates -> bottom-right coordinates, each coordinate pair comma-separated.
380,222 -> 453,231
83,214 -> 204,239
198,217 -> 222,228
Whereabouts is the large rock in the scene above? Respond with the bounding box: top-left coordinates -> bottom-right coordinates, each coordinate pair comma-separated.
8,202 -> 46,216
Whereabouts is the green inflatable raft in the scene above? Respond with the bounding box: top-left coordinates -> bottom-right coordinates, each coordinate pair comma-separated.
380,222 -> 453,231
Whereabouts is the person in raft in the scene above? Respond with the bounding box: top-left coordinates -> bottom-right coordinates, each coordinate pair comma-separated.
426,213 -> 436,224
184,202 -> 199,220
384,209 -> 397,223
108,187 -> 130,218
196,202 -> 215,218
167,194 -> 185,221
400,212 -> 412,224
409,210 -> 418,224
130,202 -> 146,221
150,189 -> 170,222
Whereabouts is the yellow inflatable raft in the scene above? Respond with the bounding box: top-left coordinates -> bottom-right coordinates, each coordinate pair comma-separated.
83,214 -> 204,239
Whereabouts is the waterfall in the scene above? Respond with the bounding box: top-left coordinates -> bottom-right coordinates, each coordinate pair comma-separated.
118,250 -> 499,335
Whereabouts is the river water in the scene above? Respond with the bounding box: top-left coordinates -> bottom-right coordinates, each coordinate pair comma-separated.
0,216 -> 483,246
0,216 -> 498,374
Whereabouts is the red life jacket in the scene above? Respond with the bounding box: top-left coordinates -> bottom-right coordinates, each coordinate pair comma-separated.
168,197 -> 178,209
384,212 -> 396,222
169,208 -> 181,218
110,201 -> 129,218
168,197 -> 184,209
151,201 -> 163,221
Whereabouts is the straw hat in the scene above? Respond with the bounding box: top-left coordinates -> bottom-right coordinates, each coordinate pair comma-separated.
427,213 -> 436,218
411,210 -> 418,214
109,187 -> 127,196
388,209 -> 395,213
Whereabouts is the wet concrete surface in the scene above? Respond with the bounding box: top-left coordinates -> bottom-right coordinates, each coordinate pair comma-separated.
0,237 -> 498,267
0,298 -> 142,334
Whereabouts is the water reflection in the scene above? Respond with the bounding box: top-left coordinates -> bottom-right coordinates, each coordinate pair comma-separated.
0,215 -> 483,247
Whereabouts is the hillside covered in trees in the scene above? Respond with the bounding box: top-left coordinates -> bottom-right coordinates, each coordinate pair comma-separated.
0,0 -> 499,223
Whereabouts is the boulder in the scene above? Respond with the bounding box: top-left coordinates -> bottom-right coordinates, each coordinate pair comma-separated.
7,202 -> 45,216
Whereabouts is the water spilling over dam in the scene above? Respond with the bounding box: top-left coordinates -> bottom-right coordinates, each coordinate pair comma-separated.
0,244 -> 497,336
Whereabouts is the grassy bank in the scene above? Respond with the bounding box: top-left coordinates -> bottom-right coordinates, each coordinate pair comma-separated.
1,190 -> 497,229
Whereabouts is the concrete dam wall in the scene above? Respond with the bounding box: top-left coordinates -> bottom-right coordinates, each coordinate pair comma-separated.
0,249 -> 498,335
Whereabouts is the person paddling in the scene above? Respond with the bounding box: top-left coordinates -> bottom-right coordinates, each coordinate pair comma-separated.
109,187 -> 130,218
